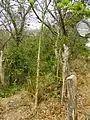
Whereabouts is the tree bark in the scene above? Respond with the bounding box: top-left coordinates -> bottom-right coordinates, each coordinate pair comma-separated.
66,75 -> 77,120
35,31 -> 42,108
55,26 -> 60,80
35,0 -> 46,108
0,51 -> 5,86
61,44 -> 69,104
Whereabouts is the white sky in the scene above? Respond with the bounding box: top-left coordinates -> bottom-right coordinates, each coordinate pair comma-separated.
77,19 -> 90,48
86,38 -> 90,47
26,0 -> 55,30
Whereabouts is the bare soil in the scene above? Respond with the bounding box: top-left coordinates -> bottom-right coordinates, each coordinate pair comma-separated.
0,73 -> 90,120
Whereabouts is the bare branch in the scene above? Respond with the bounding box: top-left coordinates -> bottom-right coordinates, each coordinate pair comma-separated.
30,3 -> 57,35
19,6 -> 31,35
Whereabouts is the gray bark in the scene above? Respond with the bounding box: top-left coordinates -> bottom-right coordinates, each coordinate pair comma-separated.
55,26 -> 60,80
61,44 -> 69,104
66,75 -> 77,120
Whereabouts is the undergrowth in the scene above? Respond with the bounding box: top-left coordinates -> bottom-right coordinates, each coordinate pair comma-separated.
0,85 -> 23,98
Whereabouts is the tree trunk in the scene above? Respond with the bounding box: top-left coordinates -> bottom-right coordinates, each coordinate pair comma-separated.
35,1 -> 45,108
0,51 -> 5,86
61,44 -> 69,104
66,75 -> 77,120
35,33 -> 41,108
55,26 -> 60,81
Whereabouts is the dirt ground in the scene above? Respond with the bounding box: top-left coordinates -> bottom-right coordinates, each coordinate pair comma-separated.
0,91 -> 63,120
0,73 -> 90,120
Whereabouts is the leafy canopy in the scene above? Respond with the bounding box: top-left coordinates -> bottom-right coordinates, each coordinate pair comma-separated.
57,0 -> 90,17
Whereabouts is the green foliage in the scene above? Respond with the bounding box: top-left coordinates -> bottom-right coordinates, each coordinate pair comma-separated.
83,8 -> 90,16
40,33 -> 55,74
67,3 -> 74,9
57,0 -> 69,7
0,85 -> 22,98
5,44 -> 29,85
28,0 -> 34,7
28,0 -> 34,4
67,28 -> 89,59
4,35 -> 38,85
72,2 -> 84,10
57,1 -> 90,17
57,2 -> 64,7
4,30 -> 56,86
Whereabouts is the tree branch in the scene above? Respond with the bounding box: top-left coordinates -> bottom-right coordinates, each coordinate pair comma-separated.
30,3 -> 57,35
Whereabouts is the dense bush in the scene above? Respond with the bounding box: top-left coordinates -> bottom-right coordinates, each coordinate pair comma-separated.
4,36 -> 38,85
4,32 -> 56,86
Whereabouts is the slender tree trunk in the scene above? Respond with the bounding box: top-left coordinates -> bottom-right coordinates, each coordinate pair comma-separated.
35,31 -> 42,108
35,24 -> 44,108
56,27 -> 61,81
61,44 -> 69,104
55,36 -> 58,78
55,26 -> 60,80
0,51 -> 5,86
35,1 -> 46,108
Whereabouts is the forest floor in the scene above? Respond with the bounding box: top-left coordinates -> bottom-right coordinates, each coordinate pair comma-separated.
0,72 -> 90,120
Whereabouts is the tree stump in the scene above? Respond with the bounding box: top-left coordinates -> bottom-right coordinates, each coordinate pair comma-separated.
66,74 -> 77,120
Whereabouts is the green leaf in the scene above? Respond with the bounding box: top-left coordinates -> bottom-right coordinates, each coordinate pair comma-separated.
67,3 -> 73,9
57,0 -> 69,7
73,2 -> 84,10
84,8 -> 90,17
62,0 -> 69,5
28,0 -> 34,4
57,2 -> 64,7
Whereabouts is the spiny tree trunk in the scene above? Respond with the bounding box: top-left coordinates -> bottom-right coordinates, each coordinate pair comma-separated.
35,0 -> 46,108
61,44 -> 69,104
35,25 -> 44,108
0,51 -> 5,86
